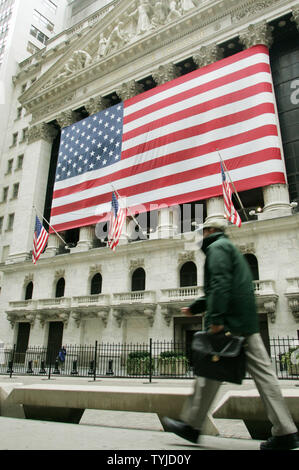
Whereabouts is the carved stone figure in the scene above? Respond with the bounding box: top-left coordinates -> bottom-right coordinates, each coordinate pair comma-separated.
166,1 -> 182,22
96,33 -> 107,58
129,0 -> 153,36
105,22 -> 126,55
56,50 -> 92,80
179,0 -> 196,12
151,1 -> 167,27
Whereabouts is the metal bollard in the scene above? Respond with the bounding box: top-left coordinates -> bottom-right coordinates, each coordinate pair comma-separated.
26,360 -> 33,374
39,360 -> 46,374
88,360 -> 94,375
7,361 -> 13,374
71,360 -> 78,375
53,360 -> 60,374
106,359 -> 114,375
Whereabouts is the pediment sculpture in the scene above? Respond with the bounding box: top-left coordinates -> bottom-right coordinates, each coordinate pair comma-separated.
40,0 -> 198,90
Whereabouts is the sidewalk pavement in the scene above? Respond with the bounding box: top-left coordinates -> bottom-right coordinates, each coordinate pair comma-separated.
0,375 -> 298,451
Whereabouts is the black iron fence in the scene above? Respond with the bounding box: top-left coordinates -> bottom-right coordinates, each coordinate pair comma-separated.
0,337 -> 298,381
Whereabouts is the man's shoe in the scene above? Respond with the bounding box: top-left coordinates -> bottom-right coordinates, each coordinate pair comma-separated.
161,417 -> 200,443
260,432 -> 299,450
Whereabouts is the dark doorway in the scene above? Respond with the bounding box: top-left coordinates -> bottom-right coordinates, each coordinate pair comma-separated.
46,322 -> 64,364
15,323 -> 31,363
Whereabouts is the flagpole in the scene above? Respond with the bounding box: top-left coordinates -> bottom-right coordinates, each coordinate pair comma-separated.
33,205 -> 67,246
217,150 -> 249,222
110,184 -> 147,236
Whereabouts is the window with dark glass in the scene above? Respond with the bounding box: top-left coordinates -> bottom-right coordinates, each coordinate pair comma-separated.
90,273 -> 102,295
131,268 -> 145,291
244,254 -> 259,281
25,281 -> 33,300
55,278 -> 65,298
180,261 -> 197,287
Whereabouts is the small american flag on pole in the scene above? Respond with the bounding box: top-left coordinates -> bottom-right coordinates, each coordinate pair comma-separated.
32,216 -> 49,264
221,162 -> 242,228
108,192 -> 126,251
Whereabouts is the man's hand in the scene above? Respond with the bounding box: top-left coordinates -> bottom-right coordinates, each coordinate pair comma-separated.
209,324 -> 224,334
181,307 -> 193,317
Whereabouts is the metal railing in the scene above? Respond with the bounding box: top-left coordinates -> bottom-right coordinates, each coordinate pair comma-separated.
0,337 -> 298,381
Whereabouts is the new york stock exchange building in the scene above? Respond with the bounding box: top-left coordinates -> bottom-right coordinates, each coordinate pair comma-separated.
1,0 -> 299,376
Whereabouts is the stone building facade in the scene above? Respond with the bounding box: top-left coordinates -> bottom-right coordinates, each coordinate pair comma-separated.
1,0 -> 299,358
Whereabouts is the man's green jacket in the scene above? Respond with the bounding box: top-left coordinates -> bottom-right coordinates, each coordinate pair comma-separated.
189,232 -> 259,335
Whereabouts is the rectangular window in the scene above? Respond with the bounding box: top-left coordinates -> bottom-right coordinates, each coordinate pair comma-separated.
7,213 -> 14,231
42,0 -> 57,14
12,132 -> 18,146
21,127 -> 28,142
16,106 -> 22,119
16,154 -> 23,170
6,158 -> 13,174
33,9 -> 54,32
12,182 -> 19,199
30,25 -> 48,45
2,186 -> 8,202
1,245 -> 10,263
0,216 -> 3,233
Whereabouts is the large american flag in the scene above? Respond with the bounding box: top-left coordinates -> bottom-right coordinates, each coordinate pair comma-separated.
50,45 -> 286,233
32,216 -> 49,264
221,161 -> 242,228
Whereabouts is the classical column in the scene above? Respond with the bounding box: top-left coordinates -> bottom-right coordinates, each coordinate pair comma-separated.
114,81 -> 145,244
116,80 -> 144,101
239,21 -> 273,50
151,64 -> 181,237
56,110 -> 80,129
85,96 -> 109,115
240,21 -> 292,219
193,44 -> 225,226
72,225 -> 95,252
44,233 -> 64,257
8,123 -> 58,262
192,43 -> 223,69
152,63 -> 180,86
148,205 -> 180,239
205,197 -> 226,225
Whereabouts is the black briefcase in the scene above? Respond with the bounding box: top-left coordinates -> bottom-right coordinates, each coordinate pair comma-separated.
191,331 -> 247,384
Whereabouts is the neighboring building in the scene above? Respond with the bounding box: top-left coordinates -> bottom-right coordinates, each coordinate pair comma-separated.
0,0 -> 67,283
0,0 -> 299,363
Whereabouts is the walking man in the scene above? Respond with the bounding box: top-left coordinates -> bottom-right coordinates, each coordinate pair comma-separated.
162,220 -> 299,450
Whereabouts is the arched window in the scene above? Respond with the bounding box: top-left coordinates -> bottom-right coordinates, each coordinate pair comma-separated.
131,268 -> 145,292
90,273 -> 102,295
25,281 -> 33,300
180,261 -> 197,287
55,278 -> 65,298
244,254 -> 259,281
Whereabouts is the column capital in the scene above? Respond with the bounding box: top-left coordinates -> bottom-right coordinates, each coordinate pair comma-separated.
56,110 -> 81,129
292,6 -> 299,30
152,63 -> 180,86
239,21 -> 273,49
27,122 -> 58,144
116,80 -> 144,101
193,44 -> 223,69
85,96 -> 109,115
